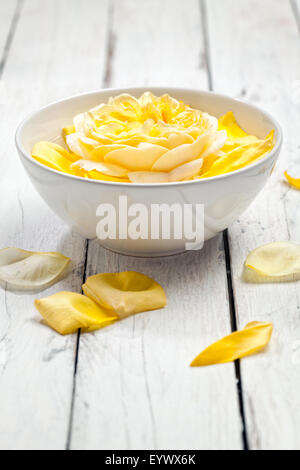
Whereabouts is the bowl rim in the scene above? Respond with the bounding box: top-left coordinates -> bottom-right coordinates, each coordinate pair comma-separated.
15,86 -> 283,188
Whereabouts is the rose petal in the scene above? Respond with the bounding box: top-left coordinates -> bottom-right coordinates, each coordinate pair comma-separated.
0,248 -> 70,291
201,131 -> 274,178
218,111 -> 249,139
152,134 -> 209,171
71,159 -> 128,177
284,171 -> 300,190
65,133 -> 86,158
104,143 -> 167,171
33,96 -> 275,183
166,133 -> 194,149
168,158 -> 203,182
90,144 -> 128,161
128,171 -> 169,183
62,125 -> 75,143
244,241 -> 300,282
190,321 -> 273,366
35,292 -> 117,335
201,130 -> 227,158
32,142 -> 77,173
82,271 -> 167,318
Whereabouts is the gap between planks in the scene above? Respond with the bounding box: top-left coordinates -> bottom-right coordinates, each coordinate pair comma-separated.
0,0 -> 24,79
290,0 -> 300,35
0,0 -> 112,450
1,0 -> 296,451
65,0 -> 116,450
200,0 -> 249,450
66,240 -> 89,450
66,0 -> 249,450
0,0 -> 248,450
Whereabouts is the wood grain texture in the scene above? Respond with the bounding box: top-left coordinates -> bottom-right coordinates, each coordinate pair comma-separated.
109,0 -> 208,89
69,0 -> 242,450
0,0 -> 109,450
71,242 -> 242,450
207,0 -> 300,449
0,1 -> 18,66
291,0 -> 300,34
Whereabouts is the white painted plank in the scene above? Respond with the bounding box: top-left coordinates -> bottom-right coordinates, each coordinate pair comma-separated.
110,0 -> 208,89
71,243 -> 242,450
0,0 -> 109,450
207,0 -> 300,449
70,0 -> 242,450
0,1 -> 18,59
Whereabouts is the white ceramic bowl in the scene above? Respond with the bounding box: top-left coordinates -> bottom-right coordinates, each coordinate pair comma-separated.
16,87 -> 282,257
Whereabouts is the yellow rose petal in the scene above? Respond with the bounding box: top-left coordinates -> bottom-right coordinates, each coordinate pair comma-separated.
190,321 -> 273,367
168,158 -> 204,182
86,171 -> 130,182
62,125 -> 76,143
90,131 -> 114,145
65,133 -> 87,158
83,271 -> 167,318
128,171 -> 169,183
90,144 -> 127,161
0,247 -> 70,291
104,143 -> 167,171
33,96 -> 275,183
201,130 -> 227,158
71,159 -> 128,178
198,152 -> 221,176
284,171 -> 300,190
35,291 -> 118,335
77,136 -> 102,159
218,111 -> 249,139
152,134 -> 209,172
32,142 -> 76,173
166,133 -> 194,149
201,132 -> 274,178
244,241 -> 300,282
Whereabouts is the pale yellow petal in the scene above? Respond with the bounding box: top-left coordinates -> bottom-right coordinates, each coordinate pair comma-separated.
0,248 -> 70,291
104,143 -> 167,171
108,93 -> 140,113
168,158 -> 203,182
244,241 -> 300,282
90,131 -> 114,144
201,130 -> 227,158
65,133 -> 87,158
152,134 -> 209,171
73,112 -> 86,133
166,133 -> 194,149
62,125 -> 76,143
128,171 -> 169,183
71,159 -> 128,177
90,144 -> 128,161
85,171 -> 130,182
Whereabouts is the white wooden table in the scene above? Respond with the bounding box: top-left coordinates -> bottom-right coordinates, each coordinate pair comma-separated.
1,0 -> 300,450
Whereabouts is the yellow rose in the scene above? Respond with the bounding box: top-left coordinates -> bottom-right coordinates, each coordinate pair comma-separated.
66,92 -> 227,182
